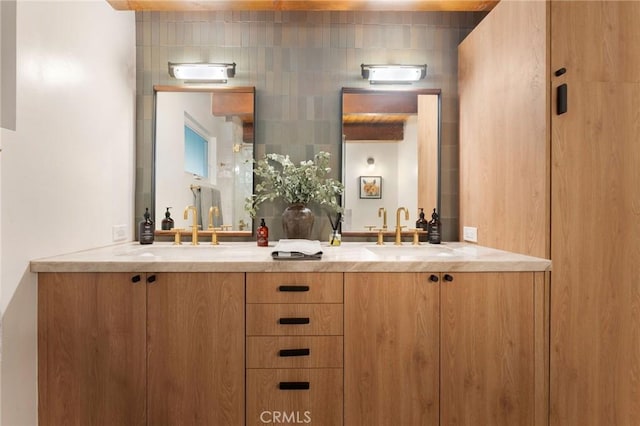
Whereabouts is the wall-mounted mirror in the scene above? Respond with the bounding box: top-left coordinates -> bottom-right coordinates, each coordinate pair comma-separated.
341,88 -> 440,233
153,86 -> 255,234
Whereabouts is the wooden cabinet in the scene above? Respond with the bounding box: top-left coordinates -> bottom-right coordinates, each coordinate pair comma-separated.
38,272 -> 244,426
38,272 -> 147,426
246,272 -> 344,426
147,272 -> 245,425
459,2 -> 640,425
345,271 -> 545,426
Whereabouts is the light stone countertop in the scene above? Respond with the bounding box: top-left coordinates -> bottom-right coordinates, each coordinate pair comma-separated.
30,241 -> 551,273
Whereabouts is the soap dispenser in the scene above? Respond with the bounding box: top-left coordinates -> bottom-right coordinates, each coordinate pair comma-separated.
257,218 -> 269,247
415,208 -> 429,241
161,207 -> 174,230
139,207 -> 155,245
427,208 -> 441,245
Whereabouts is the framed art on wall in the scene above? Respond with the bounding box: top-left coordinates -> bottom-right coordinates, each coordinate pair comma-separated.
359,176 -> 382,199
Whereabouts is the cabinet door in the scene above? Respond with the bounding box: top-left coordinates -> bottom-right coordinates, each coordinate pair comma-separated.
440,272 -> 535,426
344,273 -> 439,425
38,272 -> 147,426
550,3 -> 640,425
147,272 -> 244,425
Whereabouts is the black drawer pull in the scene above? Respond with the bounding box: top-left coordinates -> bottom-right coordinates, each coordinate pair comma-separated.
279,317 -> 310,325
279,381 -> 310,390
279,348 -> 310,357
131,275 -> 141,283
278,285 -> 310,292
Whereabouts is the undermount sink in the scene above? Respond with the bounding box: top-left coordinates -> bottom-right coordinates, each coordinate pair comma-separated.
365,244 -> 455,258
114,244 -> 257,259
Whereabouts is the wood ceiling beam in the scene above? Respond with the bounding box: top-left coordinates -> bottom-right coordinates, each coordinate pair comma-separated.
106,0 -> 497,12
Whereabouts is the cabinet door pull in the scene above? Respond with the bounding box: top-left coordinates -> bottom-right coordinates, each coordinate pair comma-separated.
278,285 -> 310,292
131,275 -> 141,283
279,317 -> 310,325
443,274 -> 454,282
279,381 -> 310,390
429,274 -> 439,282
147,275 -> 156,284
555,67 -> 566,77
279,348 -> 311,357
557,83 -> 568,115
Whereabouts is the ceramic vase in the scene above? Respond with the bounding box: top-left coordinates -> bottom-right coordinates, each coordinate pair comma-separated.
282,204 -> 314,239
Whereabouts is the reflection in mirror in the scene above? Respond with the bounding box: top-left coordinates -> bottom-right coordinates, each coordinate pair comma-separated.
154,86 -> 255,233
341,88 -> 440,233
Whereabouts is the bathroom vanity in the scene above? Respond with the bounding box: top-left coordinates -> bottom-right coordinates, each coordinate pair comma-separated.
31,242 -> 550,426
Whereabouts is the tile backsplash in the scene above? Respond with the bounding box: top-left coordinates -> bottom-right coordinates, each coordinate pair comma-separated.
136,10 -> 486,241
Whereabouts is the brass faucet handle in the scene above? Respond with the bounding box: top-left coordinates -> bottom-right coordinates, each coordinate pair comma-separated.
374,228 -> 385,245
409,228 -> 421,246
173,228 -> 184,245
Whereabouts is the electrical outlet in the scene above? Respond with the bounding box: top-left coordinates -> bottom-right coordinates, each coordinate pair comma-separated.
463,226 -> 478,243
112,225 -> 128,242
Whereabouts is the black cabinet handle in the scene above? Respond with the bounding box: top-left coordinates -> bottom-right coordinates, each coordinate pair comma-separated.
147,275 -> 156,284
131,275 -> 141,283
279,317 -> 310,325
279,382 -> 310,390
555,67 -> 566,77
429,274 -> 439,282
279,348 -> 311,357
443,274 -> 454,282
278,285 -> 310,292
557,83 -> 568,115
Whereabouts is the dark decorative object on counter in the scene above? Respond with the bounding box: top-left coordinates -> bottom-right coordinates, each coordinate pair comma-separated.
428,208 -> 441,244
282,204 -> 314,239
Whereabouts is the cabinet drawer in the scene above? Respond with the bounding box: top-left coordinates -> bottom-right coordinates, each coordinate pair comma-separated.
246,272 -> 343,303
247,336 -> 343,369
246,368 -> 343,426
246,304 -> 343,336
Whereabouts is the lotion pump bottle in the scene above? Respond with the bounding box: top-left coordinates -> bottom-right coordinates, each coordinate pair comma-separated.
161,207 -> 174,230
416,208 -> 429,241
427,208 -> 441,244
257,218 -> 269,247
139,208 -> 155,245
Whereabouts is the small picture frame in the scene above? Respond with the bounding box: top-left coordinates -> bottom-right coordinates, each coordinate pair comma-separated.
359,176 -> 382,199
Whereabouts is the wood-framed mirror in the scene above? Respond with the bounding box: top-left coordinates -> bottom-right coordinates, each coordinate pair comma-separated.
341,87 -> 440,234
153,85 -> 255,236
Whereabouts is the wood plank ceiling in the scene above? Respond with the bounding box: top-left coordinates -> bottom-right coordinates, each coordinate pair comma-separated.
106,0 -> 497,12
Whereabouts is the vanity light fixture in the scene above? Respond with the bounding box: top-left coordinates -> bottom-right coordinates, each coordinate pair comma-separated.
361,64 -> 427,84
168,62 -> 236,82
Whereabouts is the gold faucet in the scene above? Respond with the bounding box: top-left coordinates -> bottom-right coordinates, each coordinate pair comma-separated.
183,205 -> 199,245
378,207 -> 388,230
395,207 -> 409,245
208,206 -> 220,245
208,206 -> 220,229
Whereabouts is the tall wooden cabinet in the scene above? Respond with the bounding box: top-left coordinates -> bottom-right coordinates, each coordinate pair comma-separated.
345,272 -> 546,426
459,2 -> 640,425
38,272 -> 244,426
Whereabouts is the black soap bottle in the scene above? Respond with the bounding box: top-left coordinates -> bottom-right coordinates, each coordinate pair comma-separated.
416,208 -> 429,241
161,207 -> 174,230
139,208 -> 155,245
427,208 -> 441,244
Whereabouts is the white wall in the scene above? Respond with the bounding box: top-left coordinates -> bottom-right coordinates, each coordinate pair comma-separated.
0,1 -> 135,424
